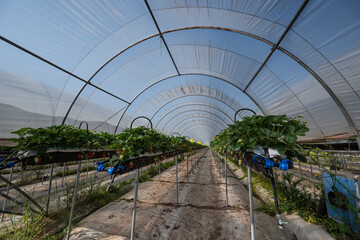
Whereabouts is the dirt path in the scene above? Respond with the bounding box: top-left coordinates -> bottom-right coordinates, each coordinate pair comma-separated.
69,149 -> 295,239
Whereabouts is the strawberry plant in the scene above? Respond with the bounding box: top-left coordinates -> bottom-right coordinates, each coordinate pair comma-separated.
9,125 -> 205,166
211,115 -> 309,161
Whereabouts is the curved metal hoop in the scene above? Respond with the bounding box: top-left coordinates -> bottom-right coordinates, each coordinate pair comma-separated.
234,108 -> 257,123
130,116 -> 153,130
171,132 -> 181,137
78,121 -> 89,132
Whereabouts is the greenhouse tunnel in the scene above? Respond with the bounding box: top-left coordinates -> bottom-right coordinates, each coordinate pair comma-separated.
0,0 -> 359,146
1,0 -> 360,239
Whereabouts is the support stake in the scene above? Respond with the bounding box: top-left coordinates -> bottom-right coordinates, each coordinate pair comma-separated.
45,163 -> 54,213
41,165 -> 46,184
66,161 -> 82,240
248,166 -> 255,240
176,154 -> 179,205
62,163 -> 66,187
159,162 -> 161,181
225,154 -> 228,208
130,168 -> 140,240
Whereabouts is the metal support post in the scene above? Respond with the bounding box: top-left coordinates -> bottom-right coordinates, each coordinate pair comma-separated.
45,163 -> 55,213
41,165 -> 46,184
1,167 -> 13,222
247,166 -> 255,240
269,168 -> 280,215
86,159 -> 89,179
62,163 -> 66,187
176,154 -> 179,205
186,153 -> 188,176
309,162 -> 314,179
158,162 -> 161,181
218,154 -> 221,183
225,154 -> 228,208
66,161 -> 82,240
130,168 -> 140,240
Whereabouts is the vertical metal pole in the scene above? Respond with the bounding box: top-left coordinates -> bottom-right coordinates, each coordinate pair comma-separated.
269,168 -> 280,215
340,153 -> 348,170
247,166 -> 255,240
309,162 -> 314,178
62,163 -> 66,187
225,154 -> 228,208
218,154 -> 221,183
66,161 -> 82,240
176,154 -> 179,205
1,167 -> 14,222
130,168 -> 140,240
42,165 -> 46,184
186,153 -> 188,175
86,159 -> 89,179
158,162 -> 161,181
45,163 -> 55,213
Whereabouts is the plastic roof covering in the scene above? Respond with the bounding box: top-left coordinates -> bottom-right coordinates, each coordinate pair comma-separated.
0,0 -> 360,145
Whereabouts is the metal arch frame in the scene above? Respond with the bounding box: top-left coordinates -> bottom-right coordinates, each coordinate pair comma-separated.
182,125 -> 221,137
171,132 -> 181,137
167,117 -> 225,137
244,0 -> 309,91
179,126 -> 221,141
3,10 -> 356,140
154,104 -> 233,130
166,116 -> 227,138
144,0 -> 180,76
148,95 -> 243,126
167,116 -> 227,137
161,110 -> 230,133
115,73 -> 265,133
177,120 -> 223,136
184,129 -> 219,143
68,23 -> 358,139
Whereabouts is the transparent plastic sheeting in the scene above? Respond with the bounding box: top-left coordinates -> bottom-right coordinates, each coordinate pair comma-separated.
0,0 -> 360,144
120,75 -> 260,131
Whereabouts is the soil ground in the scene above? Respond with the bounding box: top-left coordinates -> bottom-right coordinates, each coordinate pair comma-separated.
69,149 -> 295,240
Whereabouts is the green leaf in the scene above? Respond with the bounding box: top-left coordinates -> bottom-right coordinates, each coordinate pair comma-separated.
294,127 -> 309,136
259,128 -> 271,137
286,125 -> 296,133
277,146 -> 286,155
270,131 -> 281,138
284,134 -> 297,143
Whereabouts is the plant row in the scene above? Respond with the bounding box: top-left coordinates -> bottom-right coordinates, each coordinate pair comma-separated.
9,125 -> 205,164
210,114 -> 310,162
